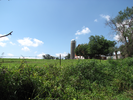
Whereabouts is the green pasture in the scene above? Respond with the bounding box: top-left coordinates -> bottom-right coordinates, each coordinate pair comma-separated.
0,58 -> 133,100
0,58 -> 107,70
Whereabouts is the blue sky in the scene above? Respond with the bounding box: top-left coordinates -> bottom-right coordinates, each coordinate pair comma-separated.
0,0 -> 133,59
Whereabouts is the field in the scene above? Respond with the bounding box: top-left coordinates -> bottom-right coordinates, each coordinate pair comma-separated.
0,58 -> 133,100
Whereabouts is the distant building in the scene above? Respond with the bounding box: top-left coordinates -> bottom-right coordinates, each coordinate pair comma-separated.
75,54 -> 85,59
106,54 -> 123,59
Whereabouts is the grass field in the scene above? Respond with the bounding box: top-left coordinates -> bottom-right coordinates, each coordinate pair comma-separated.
0,58 -> 133,100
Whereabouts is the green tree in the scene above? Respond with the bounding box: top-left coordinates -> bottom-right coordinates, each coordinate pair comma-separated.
74,44 -> 89,59
64,53 -> 70,59
75,35 -> 116,59
88,35 -> 116,58
42,54 -> 55,59
106,6 -> 133,57
119,44 -> 127,58
56,57 -> 59,60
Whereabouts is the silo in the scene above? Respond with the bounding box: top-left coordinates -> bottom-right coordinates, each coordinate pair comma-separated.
70,39 -> 76,59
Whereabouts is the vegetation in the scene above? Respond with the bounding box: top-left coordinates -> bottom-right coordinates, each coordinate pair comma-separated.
75,35 -> 116,59
65,53 -> 70,59
109,46 -> 119,60
106,6 -> 133,58
0,6 -> 133,100
0,58 -> 133,100
42,54 -> 56,59
75,44 -> 88,59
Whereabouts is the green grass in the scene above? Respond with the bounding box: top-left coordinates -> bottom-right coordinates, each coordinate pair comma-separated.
0,58 -> 133,100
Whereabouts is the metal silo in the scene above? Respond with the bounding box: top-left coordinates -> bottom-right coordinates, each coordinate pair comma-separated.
70,39 -> 76,59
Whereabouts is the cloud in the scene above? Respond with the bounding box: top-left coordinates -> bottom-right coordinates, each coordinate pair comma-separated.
0,42 -> 6,47
100,14 -> 110,21
17,37 -> 43,47
113,34 -> 128,42
10,42 -> 15,45
22,47 -> 30,51
76,36 -> 78,39
0,34 -> 9,47
114,34 -> 120,41
0,34 -> 9,41
56,52 -> 68,58
94,19 -> 98,22
37,52 -> 45,58
7,53 -> 14,56
75,26 -> 91,35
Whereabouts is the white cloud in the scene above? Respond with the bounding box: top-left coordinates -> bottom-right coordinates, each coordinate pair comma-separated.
76,36 -> 78,39
56,52 -> 67,58
114,34 -> 128,42
22,47 -> 30,51
7,53 -> 14,56
75,26 -> 91,35
94,19 -> 98,22
17,37 -> 43,47
114,34 -> 120,41
100,14 -> 110,21
0,34 -> 9,41
0,34 -> 9,47
10,42 -> 15,45
0,42 -> 6,47
37,52 -> 45,58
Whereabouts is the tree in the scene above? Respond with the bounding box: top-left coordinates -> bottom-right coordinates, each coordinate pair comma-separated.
75,35 -> 116,59
109,46 -> 119,59
64,53 -> 70,59
42,54 -> 55,59
106,6 -> 133,57
119,44 -> 127,58
87,35 -> 116,58
74,44 -> 89,59
56,57 -> 59,60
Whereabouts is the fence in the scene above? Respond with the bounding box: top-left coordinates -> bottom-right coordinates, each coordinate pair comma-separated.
0,54 -> 62,65
0,56 -> 43,59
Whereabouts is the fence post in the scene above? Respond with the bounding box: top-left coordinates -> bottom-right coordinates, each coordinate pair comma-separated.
60,54 -> 61,66
100,54 -> 101,63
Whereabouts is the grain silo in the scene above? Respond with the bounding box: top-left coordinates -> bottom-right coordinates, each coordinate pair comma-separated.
70,39 -> 76,59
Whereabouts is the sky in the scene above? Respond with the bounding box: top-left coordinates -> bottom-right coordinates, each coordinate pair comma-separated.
0,0 -> 133,59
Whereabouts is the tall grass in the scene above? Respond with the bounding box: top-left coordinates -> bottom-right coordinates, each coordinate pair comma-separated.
0,58 -> 133,99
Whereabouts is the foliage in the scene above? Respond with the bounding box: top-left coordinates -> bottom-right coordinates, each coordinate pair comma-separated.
88,35 -> 116,58
106,6 -> 133,57
75,35 -> 116,59
109,46 -> 119,59
75,44 -> 89,59
64,53 -> 70,59
0,58 -> 133,99
88,35 -> 116,56
119,44 -> 128,58
42,54 -> 55,59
